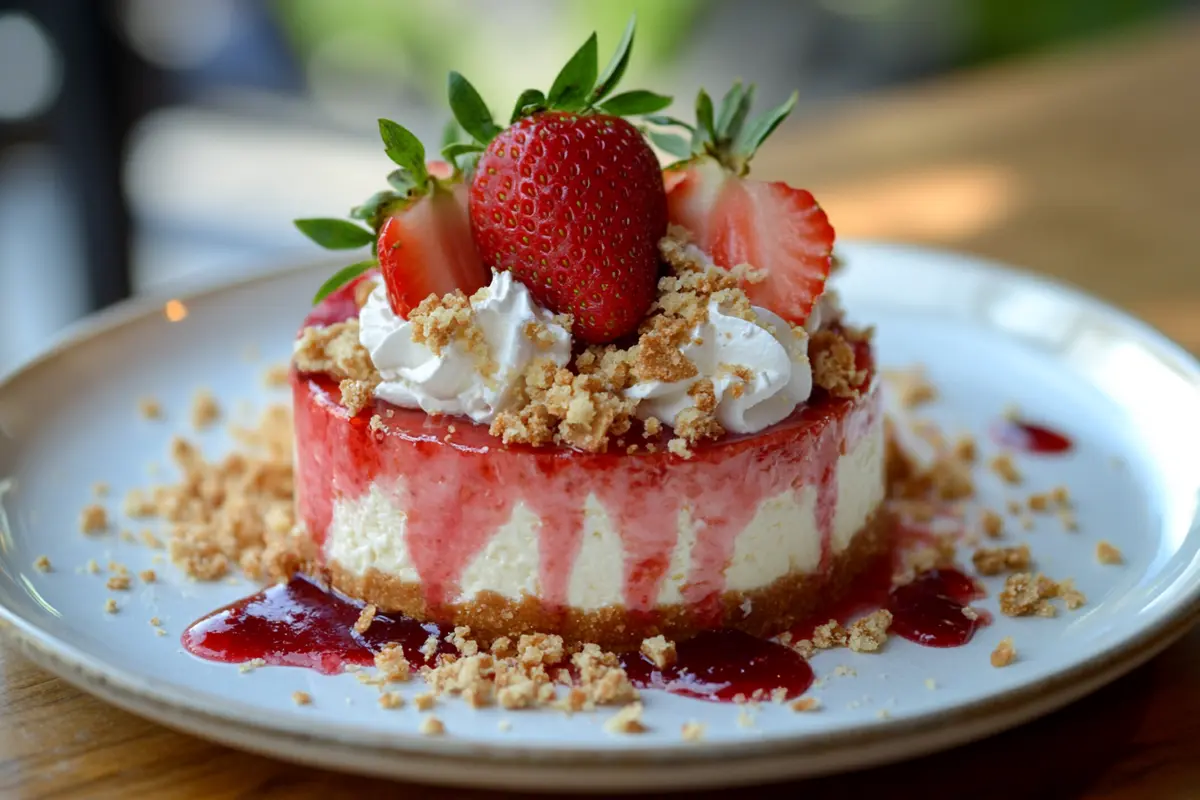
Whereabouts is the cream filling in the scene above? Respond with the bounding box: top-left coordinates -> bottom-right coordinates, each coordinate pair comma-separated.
325,417 -> 884,610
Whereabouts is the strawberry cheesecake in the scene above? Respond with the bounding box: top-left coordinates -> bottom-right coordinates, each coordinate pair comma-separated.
288,27 -> 887,649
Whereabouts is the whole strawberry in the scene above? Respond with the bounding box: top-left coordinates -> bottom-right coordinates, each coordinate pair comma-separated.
447,20 -> 671,343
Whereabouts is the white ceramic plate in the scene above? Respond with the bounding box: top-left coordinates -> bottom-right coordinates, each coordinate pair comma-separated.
2,243 -> 1199,793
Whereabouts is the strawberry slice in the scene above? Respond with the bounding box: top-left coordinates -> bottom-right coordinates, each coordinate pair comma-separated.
667,161 -> 834,324
659,82 -> 834,324
379,184 -> 488,319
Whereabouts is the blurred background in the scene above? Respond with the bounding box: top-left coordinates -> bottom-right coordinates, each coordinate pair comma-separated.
0,0 -> 1197,372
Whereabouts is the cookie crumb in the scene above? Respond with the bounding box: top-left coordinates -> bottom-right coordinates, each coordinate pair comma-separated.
667,437 -> 694,459
998,572 -> 1059,617
980,508 -> 1004,538
79,504 -> 109,534
972,543 -> 1032,576
883,367 -> 937,408
92,481 -> 110,498
604,705 -> 643,734
138,397 -> 163,420
414,691 -> 436,711
85,558 -> 100,574
106,575 -> 131,591
353,604 -> 377,635
847,610 -> 893,653
419,716 -> 445,736
378,692 -> 404,710
291,691 -> 312,706
497,719 -> 513,732
989,454 -> 1022,484
640,635 -> 677,669
139,569 -> 157,584
374,644 -> 412,683
191,390 -> 221,430
990,637 -> 1016,667
924,678 -> 937,690
681,720 -> 706,741
263,364 -> 291,388
104,598 -> 118,614
1059,579 -> 1087,610
790,696 -> 820,712
1096,541 -> 1123,565
149,616 -> 161,626
33,555 -> 51,573
1027,492 -> 1051,512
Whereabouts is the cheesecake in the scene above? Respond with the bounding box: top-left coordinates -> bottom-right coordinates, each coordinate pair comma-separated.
287,31 -> 887,648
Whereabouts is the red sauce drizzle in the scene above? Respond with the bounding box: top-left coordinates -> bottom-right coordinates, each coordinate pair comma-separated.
181,575 -> 452,675
621,630 -> 813,702
183,576 -> 812,701
887,569 -> 986,647
991,419 -> 1073,454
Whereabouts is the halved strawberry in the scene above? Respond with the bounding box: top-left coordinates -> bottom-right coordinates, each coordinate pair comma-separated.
296,122 -> 487,311
378,183 -> 487,318
667,161 -> 834,324
660,84 -> 834,325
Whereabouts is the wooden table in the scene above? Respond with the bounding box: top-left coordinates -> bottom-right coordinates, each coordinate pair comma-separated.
4,18 -> 1200,800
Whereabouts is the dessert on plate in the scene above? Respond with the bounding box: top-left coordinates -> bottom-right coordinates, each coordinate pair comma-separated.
288,28 -> 885,649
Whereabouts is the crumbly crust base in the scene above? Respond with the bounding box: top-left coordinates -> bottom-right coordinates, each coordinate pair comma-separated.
305,505 -> 891,650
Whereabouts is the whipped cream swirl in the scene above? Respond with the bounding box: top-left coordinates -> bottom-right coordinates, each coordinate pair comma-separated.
358,271 -> 571,424
625,300 -> 814,435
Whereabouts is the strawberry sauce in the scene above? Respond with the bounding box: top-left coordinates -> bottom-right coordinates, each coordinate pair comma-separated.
181,575 -> 452,675
991,418 -> 1073,455
620,630 -> 814,702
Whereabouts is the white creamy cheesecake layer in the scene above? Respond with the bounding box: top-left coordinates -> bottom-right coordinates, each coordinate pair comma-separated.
326,416 -> 884,610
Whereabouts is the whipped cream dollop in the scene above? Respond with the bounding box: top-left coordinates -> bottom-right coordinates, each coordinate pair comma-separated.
626,300 -> 815,435
358,271 -> 571,424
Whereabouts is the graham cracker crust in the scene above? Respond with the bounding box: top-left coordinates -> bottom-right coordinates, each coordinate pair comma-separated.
314,506 -> 892,650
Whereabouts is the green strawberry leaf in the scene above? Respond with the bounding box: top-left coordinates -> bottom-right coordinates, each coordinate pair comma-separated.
597,90 -> 672,117
547,32 -> 598,110
441,117 -> 464,150
716,81 -> 756,144
378,119 -> 428,186
645,129 -> 691,159
735,90 -> 798,159
695,89 -> 716,143
312,260 -> 377,305
448,71 -> 501,145
442,141 -> 484,160
386,169 -> 419,195
294,218 -> 375,250
349,190 -> 400,223
591,16 -> 636,104
510,88 -> 546,123
644,114 -> 694,132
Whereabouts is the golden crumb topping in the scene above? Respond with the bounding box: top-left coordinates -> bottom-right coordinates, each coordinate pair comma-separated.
990,637 -> 1016,668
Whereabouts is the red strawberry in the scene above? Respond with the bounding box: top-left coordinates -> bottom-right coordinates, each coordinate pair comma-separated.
297,118 -> 488,313
666,160 -> 834,324
446,19 -> 674,343
469,112 -> 665,342
378,183 -> 488,318
660,84 -> 834,325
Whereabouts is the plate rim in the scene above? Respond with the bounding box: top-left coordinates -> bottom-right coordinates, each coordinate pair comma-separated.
3,242 -> 1200,784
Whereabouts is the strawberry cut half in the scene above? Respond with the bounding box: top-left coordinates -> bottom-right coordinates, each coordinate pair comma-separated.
668,162 -> 834,325
378,184 -> 489,319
